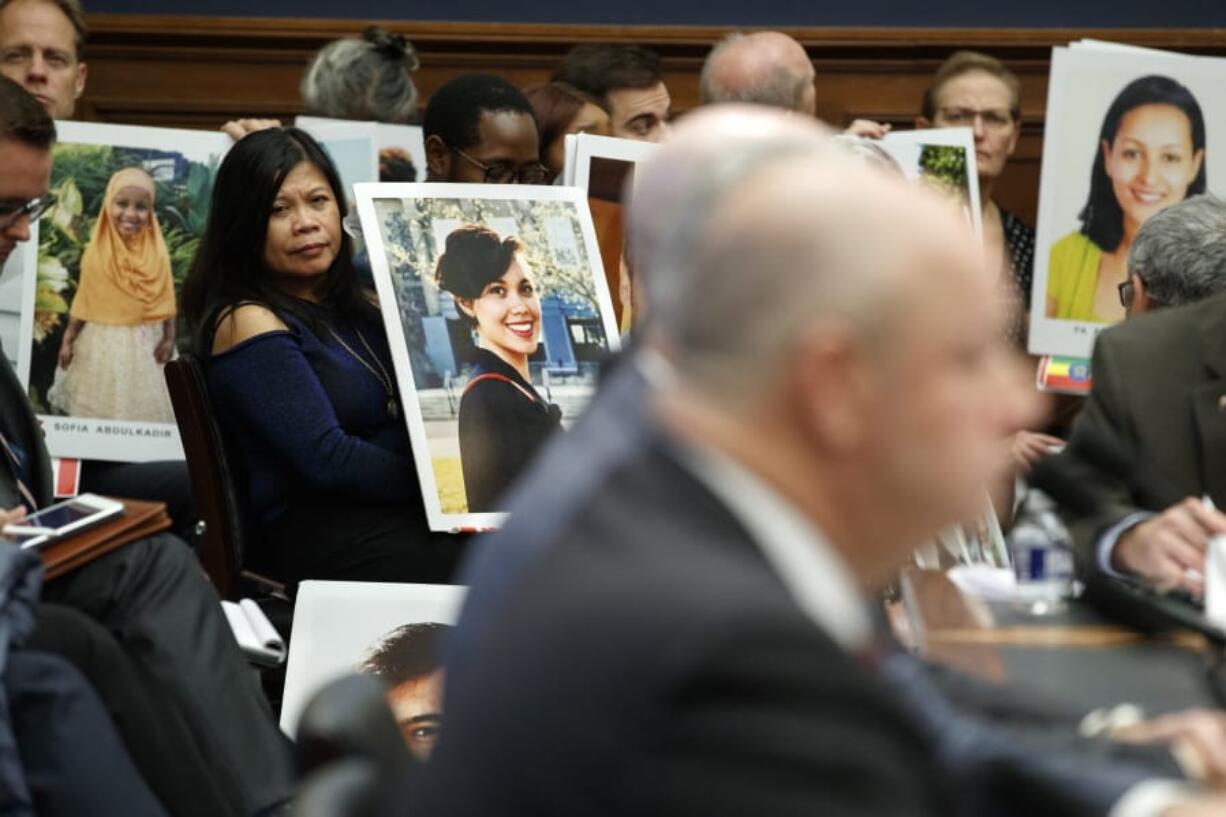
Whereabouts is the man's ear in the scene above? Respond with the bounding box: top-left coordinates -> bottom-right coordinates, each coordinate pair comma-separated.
1130,273 -> 1153,316
792,324 -> 868,454
915,116 -> 932,130
425,135 -> 451,181
74,62 -> 87,102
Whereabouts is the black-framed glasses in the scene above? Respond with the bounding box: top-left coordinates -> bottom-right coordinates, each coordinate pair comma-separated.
452,148 -> 549,185
0,194 -> 55,231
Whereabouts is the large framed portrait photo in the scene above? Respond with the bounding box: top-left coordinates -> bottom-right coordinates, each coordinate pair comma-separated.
15,122 -> 230,461
1030,45 -> 1226,358
356,183 -> 621,531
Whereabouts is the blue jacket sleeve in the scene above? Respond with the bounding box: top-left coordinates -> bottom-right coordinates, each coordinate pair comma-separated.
208,331 -> 416,503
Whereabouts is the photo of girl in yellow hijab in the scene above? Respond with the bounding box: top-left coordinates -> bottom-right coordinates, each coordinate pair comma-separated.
47,167 -> 176,422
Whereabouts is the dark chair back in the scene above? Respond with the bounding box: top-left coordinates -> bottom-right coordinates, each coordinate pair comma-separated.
165,355 -> 278,600
295,674 -> 417,817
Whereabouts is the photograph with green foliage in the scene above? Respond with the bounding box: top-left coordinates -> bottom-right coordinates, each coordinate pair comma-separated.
27,140 -> 220,415
917,144 -> 971,204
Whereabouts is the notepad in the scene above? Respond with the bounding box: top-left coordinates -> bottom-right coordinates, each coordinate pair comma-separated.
221,599 -> 286,667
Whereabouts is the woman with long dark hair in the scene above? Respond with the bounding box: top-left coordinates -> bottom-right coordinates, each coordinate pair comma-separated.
182,127 -> 461,583
1046,75 -> 1206,323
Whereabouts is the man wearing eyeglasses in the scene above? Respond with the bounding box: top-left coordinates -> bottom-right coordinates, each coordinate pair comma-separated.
0,118 -> 50,268
422,73 -> 548,185
1055,194 -> 1226,595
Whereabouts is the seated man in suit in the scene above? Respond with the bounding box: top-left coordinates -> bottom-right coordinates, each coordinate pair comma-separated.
413,107 -> 1226,816
1053,195 -> 1226,594
422,73 -> 547,185
0,76 -> 293,817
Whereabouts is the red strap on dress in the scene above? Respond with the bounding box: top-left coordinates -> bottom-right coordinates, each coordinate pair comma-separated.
463,372 -> 539,404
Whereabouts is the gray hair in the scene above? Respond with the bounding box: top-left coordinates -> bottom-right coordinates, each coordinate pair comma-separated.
1128,194 -> 1226,307
636,123 -> 914,402
300,27 -> 420,123
699,33 -> 811,111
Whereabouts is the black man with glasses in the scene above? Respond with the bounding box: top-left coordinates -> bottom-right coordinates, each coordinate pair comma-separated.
422,73 -> 546,185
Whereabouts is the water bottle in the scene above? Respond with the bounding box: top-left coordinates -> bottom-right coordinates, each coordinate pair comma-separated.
1008,515 -> 1075,615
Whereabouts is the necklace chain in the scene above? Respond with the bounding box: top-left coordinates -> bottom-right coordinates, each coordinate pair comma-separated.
326,325 -> 399,417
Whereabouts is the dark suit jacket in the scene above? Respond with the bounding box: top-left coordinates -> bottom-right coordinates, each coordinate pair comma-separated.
413,361 -> 1161,817
1058,293 -> 1226,568
0,345 -> 53,510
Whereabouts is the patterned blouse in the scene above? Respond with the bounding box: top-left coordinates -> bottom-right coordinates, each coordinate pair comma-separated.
1001,208 -> 1035,345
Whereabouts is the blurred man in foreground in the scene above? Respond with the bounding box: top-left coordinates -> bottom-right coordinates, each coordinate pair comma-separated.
413,107 -> 1226,816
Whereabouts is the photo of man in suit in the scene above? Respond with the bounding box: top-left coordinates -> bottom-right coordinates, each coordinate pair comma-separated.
411,107 -> 1226,816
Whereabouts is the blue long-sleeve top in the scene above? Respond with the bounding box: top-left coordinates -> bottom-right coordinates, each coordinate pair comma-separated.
205,305 -> 420,524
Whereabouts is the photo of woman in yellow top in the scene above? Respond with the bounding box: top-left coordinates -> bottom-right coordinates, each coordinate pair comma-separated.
1046,75 -> 1206,323
48,166 -> 177,422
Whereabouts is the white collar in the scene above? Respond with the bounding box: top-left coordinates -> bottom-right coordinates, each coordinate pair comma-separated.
680,443 -> 873,651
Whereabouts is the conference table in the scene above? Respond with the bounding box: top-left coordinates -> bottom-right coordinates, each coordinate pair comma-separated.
894,568 -> 1224,715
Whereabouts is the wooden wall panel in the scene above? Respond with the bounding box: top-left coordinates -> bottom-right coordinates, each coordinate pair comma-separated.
77,15 -> 1226,223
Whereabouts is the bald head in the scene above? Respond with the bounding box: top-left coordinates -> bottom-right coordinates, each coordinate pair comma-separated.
627,105 -> 833,325
699,32 -> 816,116
638,105 -> 1036,575
644,126 -> 985,401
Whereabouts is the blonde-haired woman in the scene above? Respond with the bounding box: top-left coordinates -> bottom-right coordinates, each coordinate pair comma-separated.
49,167 -> 176,422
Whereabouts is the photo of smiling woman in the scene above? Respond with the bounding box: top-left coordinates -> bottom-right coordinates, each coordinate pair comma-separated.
434,224 -> 563,513
47,166 -> 177,422
1045,75 -> 1206,323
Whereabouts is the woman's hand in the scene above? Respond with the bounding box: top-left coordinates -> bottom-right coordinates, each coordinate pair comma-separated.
221,119 -> 281,142
844,119 -> 892,139
1010,430 -> 1065,473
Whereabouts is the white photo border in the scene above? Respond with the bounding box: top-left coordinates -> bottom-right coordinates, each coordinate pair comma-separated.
881,127 -> 983,240
356,182 -> 622,532
570,133 -> 658,193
